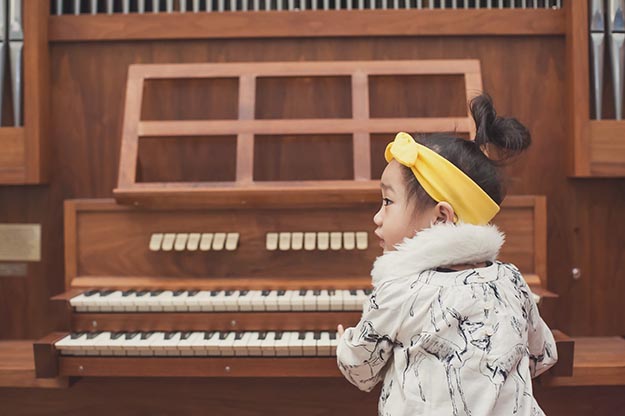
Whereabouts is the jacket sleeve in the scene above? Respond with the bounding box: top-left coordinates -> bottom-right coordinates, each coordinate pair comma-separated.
336,280 -> 409,392
527,299 -> 558,378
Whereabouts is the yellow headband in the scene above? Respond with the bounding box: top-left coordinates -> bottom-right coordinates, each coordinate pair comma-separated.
384,132 -> 500,225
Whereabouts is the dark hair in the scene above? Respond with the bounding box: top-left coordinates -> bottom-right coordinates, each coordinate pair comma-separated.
402,93 -> 531,210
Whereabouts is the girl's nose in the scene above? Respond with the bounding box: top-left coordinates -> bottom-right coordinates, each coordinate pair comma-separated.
373,207 -> 383,227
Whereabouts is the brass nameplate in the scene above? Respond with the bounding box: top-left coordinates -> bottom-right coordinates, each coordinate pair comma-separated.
0,224 -> 41,261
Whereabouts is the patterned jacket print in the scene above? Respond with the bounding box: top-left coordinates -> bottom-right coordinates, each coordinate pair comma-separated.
337,223 -> 557,416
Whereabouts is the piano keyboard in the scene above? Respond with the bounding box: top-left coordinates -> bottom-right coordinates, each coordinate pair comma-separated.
69,289 -> 371,312
55,331 -> 339,357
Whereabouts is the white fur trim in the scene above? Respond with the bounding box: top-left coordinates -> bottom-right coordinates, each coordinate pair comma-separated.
371,222 -> 505,287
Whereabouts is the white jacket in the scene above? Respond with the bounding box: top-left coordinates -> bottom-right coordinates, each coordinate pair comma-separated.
337,223 -> 557,416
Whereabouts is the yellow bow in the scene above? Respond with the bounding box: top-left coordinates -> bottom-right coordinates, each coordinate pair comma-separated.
384,132 -> 500,225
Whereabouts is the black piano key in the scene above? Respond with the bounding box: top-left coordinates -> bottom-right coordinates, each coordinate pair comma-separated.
210,290 -> 220,297
277,290 -> 286,296
349,290 -> 357,296
313,331 -> 321,340
239,290 -> 249,296
235,332 -> 244,340
313,289 -> 321,296
261,290 -> 271,296
258,331 -> 268,340
274,331 -> 284,340
364,289 -> 372,295
299,289 -> 307,296
173,289 -> 185,296
164,331 -> 179,340
99,289 -> 115,297
219,332 -> 229,340
298,332 -> 306,340
136,290 -> 149,297
122,289 -> 136,297
86,331 -> 103,340
204,331 -> 216,340
328,289 -> 336,296
224,290 -> 234,296
84,289 -> 99,297
111,331 -> 125,340
125,331 -> 140,340
149,290 -> 164,296
181,331 -> 193,340
187,290 -> 199,297
140,331 -> 155,340
70,332 -> 86,339
329,332 -> 337,340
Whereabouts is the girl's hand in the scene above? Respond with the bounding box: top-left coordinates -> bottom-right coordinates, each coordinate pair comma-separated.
337,324 -> 345,337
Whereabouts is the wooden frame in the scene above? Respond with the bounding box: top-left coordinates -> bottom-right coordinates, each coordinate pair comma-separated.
48,9 -> 566,42
0,0 -> 49,184
567,0 -> 625,176
114,60 -> 483,207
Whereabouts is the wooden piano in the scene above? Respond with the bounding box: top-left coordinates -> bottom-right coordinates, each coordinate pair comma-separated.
33,60 -> 573,380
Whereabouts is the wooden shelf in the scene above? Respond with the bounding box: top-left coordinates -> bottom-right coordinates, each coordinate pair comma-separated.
48,9 -> 565,42
543,337 -> 625,387
0,340 -> 68,388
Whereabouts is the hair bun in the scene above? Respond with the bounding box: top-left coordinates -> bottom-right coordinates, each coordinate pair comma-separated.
470,93 -> 531,163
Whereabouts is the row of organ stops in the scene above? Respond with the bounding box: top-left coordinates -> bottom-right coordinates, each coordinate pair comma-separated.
52,0 -> 564,15
590,0 -> 625,120
69,288 -> 372,312
55,330 -> 339,357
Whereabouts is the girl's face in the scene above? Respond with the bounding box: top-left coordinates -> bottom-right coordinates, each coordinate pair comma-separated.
373,160 -> 439,252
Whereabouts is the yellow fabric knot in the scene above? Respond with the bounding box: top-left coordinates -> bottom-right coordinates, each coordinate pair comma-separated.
384,132 -> 500,225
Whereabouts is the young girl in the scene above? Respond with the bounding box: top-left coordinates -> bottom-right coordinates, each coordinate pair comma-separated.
336,94 -> 557,416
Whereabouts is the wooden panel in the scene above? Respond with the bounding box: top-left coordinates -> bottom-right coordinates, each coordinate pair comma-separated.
544,337 -> 625,387
0,128 -> 25,170
48,9 -> 566,42
589,121 -> 625,176
64,196 -> 545,289
72,312 -> 362,332
0,340 -> 67,388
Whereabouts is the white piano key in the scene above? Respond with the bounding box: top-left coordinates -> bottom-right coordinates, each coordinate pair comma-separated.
302,332 -> 317,356
233,332 -> 252,356
143,332 -> 172,356
152,0 -> 159,12
124,332 -> 156,356
288,332 -> 305,356
317,232 -> 329,251
223,290 -> 239,311
210,290 -> 228,311
74,0 -> 81,15
263,290 -> 280,311
266,233 -> 278,251
303,290 -> 317,311
342,289 -> 361,310
83,332 -> 112,356
317,332 -> 332,356
253,0 -> 260,10
316,289 -> 331,310
166,0 -> 174,12
193,331 -> 220,356
225,233 -> 239,251
186,233 -> 201,251
278,232 -> 291,251
123,0 -> 130,13
217,332 -> 236,356
343,232 -> 355,250
290,232 -> 303,250
259,332 -> 276,356
56,333 -> 88,356
69,292 -> 91,312
199,233 -> 214,251
304,232 -> 316,250
180,0 -> 188,11
274,332 -> 292,357
329,289 -> 344,311
106,332 -> 130,356
138,0 -> 146,13
107,0 -> 114,14
249,290 -> 266,311
236,290 -> 252,311
245,332 -> 263,356
329,332 -> 338,355
356,232 -> 368,250
186,290 -> 213,312
330,232 -> 342,250
163,332 -> 183,356
90,0 -> 98,15
291,290 -> 306,311
161,233 -> 176,251
178,332 -> 203,356
149,233 -> 164,251
212,233 -> 226,250
276,290 -> 293,311
174,233 -> 188,251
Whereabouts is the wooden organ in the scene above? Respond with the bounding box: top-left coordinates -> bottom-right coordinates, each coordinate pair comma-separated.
33,60 -> 573,380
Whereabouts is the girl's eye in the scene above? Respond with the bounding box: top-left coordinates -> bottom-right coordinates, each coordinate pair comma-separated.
382,198 -> 393,206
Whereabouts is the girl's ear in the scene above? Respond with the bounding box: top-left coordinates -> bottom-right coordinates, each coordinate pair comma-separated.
435,202 -> 456,224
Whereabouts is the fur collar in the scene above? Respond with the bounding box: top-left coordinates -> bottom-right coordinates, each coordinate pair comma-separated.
371,222 -> 505,287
